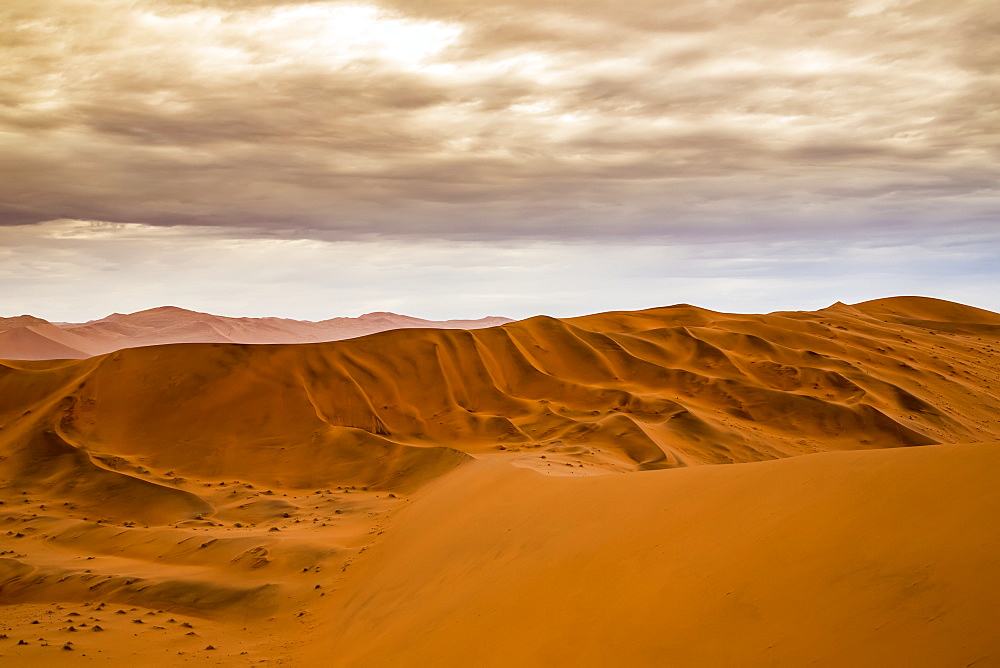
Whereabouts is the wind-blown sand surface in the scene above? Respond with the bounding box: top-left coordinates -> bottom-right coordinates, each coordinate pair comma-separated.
1,296 -> 998,665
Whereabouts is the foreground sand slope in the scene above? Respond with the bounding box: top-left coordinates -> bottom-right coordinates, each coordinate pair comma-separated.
2,442 -> 998,665
319,441 -> 1000,667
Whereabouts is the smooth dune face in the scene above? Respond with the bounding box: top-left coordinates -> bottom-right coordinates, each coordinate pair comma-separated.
316,442 -> 1000,667
0,296 -> 999,665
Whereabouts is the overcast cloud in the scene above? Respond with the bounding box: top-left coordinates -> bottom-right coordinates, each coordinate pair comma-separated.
1,0 -> 997,318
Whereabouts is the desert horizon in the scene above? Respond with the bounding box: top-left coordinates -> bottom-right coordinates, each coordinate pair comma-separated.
1,295 -> 999,665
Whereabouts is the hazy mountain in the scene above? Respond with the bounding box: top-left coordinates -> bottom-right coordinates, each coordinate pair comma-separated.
0,306 -> 513,360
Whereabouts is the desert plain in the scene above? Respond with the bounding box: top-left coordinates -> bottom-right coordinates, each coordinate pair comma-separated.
0,295 -> 999,666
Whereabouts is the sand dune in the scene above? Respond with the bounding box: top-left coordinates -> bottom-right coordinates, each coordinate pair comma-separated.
0,317 -> 93,360
316,441 -> 1000,667
1,296 -> 998,664
0,307 -> 513,360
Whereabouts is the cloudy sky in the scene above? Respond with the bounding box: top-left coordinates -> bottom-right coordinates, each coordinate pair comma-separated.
1,0 -> 997,321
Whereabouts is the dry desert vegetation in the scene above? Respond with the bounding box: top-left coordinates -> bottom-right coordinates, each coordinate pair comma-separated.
1,296 -> 999,666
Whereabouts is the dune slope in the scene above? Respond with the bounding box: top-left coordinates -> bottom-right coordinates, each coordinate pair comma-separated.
317,441 -> 1000,667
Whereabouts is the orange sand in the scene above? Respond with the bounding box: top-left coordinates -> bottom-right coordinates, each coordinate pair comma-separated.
1,296 -> 998,665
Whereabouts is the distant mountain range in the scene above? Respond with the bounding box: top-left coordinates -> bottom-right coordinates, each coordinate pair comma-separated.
0,306 -> 513,360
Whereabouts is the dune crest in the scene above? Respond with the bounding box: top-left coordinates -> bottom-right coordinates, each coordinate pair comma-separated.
4,296 -> 997,484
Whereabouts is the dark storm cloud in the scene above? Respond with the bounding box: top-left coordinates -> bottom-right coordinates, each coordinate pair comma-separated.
0,0 -> 997,241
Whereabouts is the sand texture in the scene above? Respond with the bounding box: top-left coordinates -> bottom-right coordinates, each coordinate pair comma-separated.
0,296 -> 998,665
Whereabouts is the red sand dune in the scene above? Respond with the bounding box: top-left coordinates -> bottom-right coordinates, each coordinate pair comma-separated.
0,296 -> 998,665
0,306 -> 512,360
